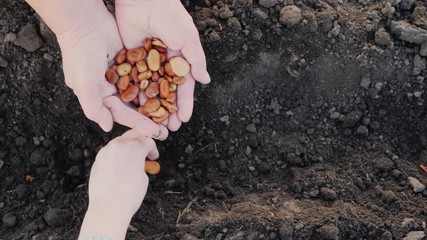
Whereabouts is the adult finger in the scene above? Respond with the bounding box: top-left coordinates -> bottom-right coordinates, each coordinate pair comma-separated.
63,48 -> 115,132
146,144 -> 160,160
176,73 -> 195,122
167,112 -> 182,131
103,96 -> 169,140
181,38 -> 210,84
150,12 -> 210,84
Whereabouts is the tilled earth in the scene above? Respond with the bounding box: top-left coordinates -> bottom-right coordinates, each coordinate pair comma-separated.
1,0 -> 427,239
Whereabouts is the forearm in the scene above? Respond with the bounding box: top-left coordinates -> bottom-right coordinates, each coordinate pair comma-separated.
115,0 -> 169,8
25,0 -> 105,36
78,202 -> 133,240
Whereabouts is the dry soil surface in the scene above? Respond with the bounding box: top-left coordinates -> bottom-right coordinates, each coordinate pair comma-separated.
1,0 -> 427,239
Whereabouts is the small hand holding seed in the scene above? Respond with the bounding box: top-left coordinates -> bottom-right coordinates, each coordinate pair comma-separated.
88,129 -> 158,214
115,0 -> 211,131
79,129 -> 158,240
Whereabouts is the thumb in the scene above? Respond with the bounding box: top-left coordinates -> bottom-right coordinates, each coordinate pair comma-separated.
76,86 -> 114,132
62,47 -> 115,132
115,7 -> 152,49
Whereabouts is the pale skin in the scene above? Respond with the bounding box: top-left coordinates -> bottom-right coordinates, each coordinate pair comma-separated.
25,0 -> 210,139
78,129 -> 158,240
24,0 -> 210,239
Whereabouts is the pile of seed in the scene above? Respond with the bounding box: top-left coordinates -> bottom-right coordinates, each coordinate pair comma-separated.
105,38 -> 190,123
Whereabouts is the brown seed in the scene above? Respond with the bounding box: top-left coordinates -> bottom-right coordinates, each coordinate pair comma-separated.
169,83 -> 177,92
173,76 -> 185,85
160,99 -> 178,113
137,106 -> 150,117
114,49 -> 127,64
164,62 -> 175,77
159,79 -> 170,98
143,38 -> 152,52
153,45 -> 167,53
121,85 -> 139,102
111,65 -> 118,70
169,56 -> 190,77
151,71 -> 160,82
105,69 -> 119,84
152,111 -> 169,123
142,99 -> 161,113
147,49 -> 160,71
164,75 -> 173,83
152,39 -> 167,48
145,160 -> 161,175
138,71 -> 152,81
126,48 -> 146,62
149,106 -> 167,118
160,53 -> 167,63
131,66 -> 139,83
116,62 -> 132,76
166,92 -> 176,103
140,79 -> 150,90
131,97 -> 140,107
117,75 -> 130,90
145,82 -> 160,98
136,60 -> 148,73
158,66 -> 165,76
136,106 -> 150,117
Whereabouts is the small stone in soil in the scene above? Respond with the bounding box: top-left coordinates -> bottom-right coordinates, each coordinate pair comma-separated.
258,162 -> 272,174
246,123 -> 256,132
408,177 -> 426,193
44,208 -> 72,227
181,234 -> 199,240
373,157 -> 394,172
30,149 -> 46,166
317,224 -> 339,239
66,166 -> 81,177
356,125 -> 369,135
0,56 -> 8,68
320,187 -> 337,201
369,121 -> 380,130
252,8 -> 268,20
14,24 -> 44,52
2,213 -> 17,227
413,54 -> 426,76
4,32 -> 17,42
392,169 -> 402,178
381,231 -> 393,240
420,41 -> 427,56
14,184 -> 28,200
185,145 -> 193,154
15,136 -> 27,146
279,5 -> 302,27
259,0 -> 281,8
375,28 -> 393,46
330,112 -> 340,119
402,231 -> 425,240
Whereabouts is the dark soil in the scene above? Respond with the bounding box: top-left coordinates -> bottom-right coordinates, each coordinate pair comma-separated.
1,0 -> 427,239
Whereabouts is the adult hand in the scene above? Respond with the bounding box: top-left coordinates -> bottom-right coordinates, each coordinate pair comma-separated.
115,0 -> 211,131
79,129 -> 158,240
26,0 -> 169,140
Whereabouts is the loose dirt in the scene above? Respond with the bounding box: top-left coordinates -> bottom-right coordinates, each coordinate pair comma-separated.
0,0 -> 427,239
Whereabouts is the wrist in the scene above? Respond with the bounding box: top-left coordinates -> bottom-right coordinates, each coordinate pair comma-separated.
115,0 -> 170,7
78,202 -> 134,240
25,0 -> 107,36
